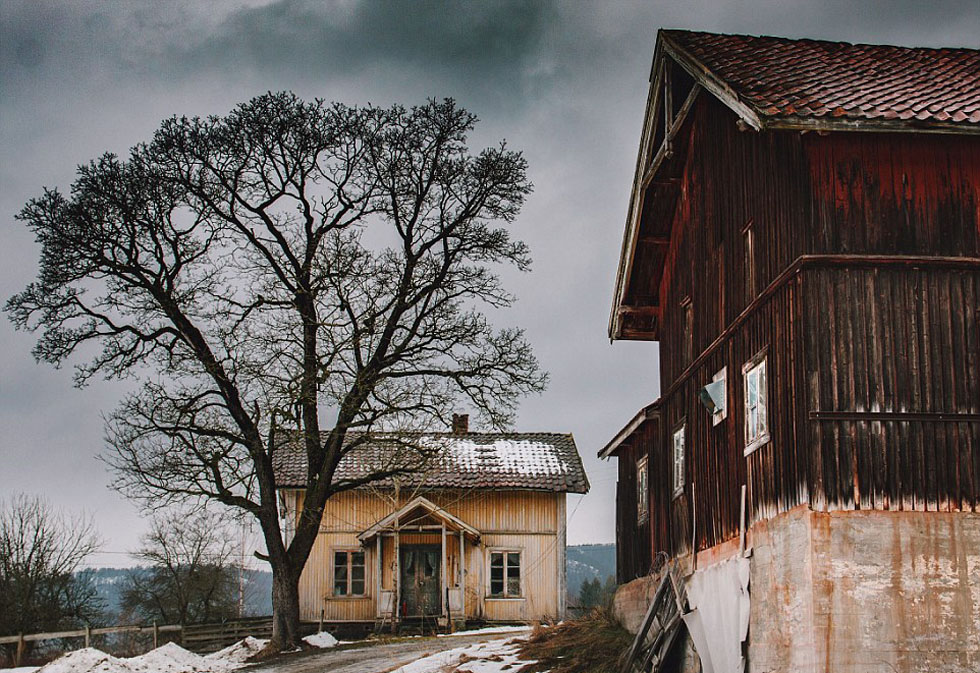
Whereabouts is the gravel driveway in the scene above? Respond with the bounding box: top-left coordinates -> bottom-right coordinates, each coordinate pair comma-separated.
245,631 -> 528,673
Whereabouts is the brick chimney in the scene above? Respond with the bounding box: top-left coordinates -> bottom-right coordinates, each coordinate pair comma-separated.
451,413 -> 469,435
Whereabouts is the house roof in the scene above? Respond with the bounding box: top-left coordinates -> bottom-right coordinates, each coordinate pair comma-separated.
662,30 -> 980,133
273,431 -> 589,494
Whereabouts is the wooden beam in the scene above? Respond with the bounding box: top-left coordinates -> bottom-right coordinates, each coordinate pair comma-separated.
642,83 -> 701,189
618,305 -> 661,316
660,33 -> 764,132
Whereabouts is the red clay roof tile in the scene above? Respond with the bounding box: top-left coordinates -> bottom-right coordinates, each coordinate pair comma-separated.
664,30 -> 980,130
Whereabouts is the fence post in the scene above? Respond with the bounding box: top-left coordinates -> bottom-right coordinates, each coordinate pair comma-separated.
153,621 -> 159,649
318,609 -> 324,635
84,624 -> 91,648
15,633 -> 24,667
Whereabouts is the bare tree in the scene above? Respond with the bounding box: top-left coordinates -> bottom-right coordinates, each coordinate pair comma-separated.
0,494 -> 104,656
6,94 -> 545,649
121,510 -> 238,625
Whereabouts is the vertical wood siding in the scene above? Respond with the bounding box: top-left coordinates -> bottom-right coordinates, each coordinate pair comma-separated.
289,490 -> 563,622
623,93 -> 980,562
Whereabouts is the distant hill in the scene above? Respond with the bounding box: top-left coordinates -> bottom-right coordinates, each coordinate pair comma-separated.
566,543 -> 615,597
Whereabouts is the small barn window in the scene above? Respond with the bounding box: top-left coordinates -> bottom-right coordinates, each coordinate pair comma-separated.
636,456 -> 649,524
743,351 -> 770,455
489,550 -> 522,598
672,423 -> 685,498
333,550 -> 366,596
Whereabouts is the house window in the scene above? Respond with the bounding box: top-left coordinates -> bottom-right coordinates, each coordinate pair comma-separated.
636,456 -> 649,524
489,551 -> 521,598
743,352 -> 770,455
333,550 -> 366,596
672,423 -> 685,498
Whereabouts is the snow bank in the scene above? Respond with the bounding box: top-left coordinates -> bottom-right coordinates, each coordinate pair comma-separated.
204,636 -> 268,665
302,631 -> 338,648
29,637 -> 270,673
35,648 -> 133,673
126,643 -> 210,673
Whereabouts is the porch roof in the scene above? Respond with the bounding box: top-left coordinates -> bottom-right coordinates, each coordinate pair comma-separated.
357,495 -> 481,544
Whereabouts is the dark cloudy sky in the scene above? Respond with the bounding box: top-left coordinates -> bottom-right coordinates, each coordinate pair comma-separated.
2,0 -> 978,567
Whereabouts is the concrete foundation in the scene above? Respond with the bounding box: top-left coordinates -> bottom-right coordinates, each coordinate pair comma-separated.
612,507 -> 980,673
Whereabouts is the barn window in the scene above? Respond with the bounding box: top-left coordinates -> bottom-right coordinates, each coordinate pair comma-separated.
636,456 -> 649,524
743,351 -> 770,455
672,423 -> 685,498
333,550 -> 366,596
489,551 -> 522,598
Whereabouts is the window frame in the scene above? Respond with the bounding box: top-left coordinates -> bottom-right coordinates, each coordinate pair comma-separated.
681,296 -> 694,364
636,455 -> 649,525
672,420 -> 686,499
332,548 -> 367,598
742,349 -> 770,456
711,366 -> 728,427
486,549 -> 523,599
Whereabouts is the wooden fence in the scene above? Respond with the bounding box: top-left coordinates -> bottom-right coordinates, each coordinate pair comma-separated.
0,617 -> 273,666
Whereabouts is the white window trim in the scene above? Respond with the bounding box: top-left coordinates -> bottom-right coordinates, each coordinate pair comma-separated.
672,421 -> 686,499
331,547 -> 368,599
742,350 -> 771,456
711,366 -> 728,426
636,455 -> 649,525
486,548 -> 524,600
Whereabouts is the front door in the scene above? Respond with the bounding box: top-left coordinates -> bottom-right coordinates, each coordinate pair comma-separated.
399,545 -> 441,616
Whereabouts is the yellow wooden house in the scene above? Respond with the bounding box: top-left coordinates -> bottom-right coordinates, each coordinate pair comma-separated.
274,417 -> 588,629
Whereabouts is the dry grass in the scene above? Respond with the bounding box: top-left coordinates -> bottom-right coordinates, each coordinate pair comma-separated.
515,608 -> 632,673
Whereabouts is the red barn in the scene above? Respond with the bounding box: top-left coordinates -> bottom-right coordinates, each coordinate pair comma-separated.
601,30 -> 979,673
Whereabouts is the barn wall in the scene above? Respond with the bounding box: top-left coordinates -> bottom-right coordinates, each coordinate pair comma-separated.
803,263 -> 980,513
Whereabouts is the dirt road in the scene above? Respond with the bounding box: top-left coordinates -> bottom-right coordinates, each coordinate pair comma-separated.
245,631 -> 528,673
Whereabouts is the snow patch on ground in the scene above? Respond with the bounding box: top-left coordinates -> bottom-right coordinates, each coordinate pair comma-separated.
390,636 -> 536,673
301,631 -> 338,648
437,625 -> 532,637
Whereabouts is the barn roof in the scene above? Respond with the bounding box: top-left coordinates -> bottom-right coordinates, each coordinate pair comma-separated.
273,431 -> 589,494
662,30 -> 980,133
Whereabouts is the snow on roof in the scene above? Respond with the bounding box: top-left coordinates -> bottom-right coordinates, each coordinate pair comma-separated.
274,431 -> 589,494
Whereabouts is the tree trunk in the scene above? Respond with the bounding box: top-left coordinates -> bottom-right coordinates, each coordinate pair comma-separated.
270,568 -> 302,650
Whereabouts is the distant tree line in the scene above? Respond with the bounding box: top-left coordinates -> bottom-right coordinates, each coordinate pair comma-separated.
0,495 -> 260,663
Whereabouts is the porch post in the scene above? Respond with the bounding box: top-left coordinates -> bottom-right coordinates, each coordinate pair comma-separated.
376,535 -> 382,617
459,530 -> 465,620
441,522 -> 447,619
393,527 -> 400,627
